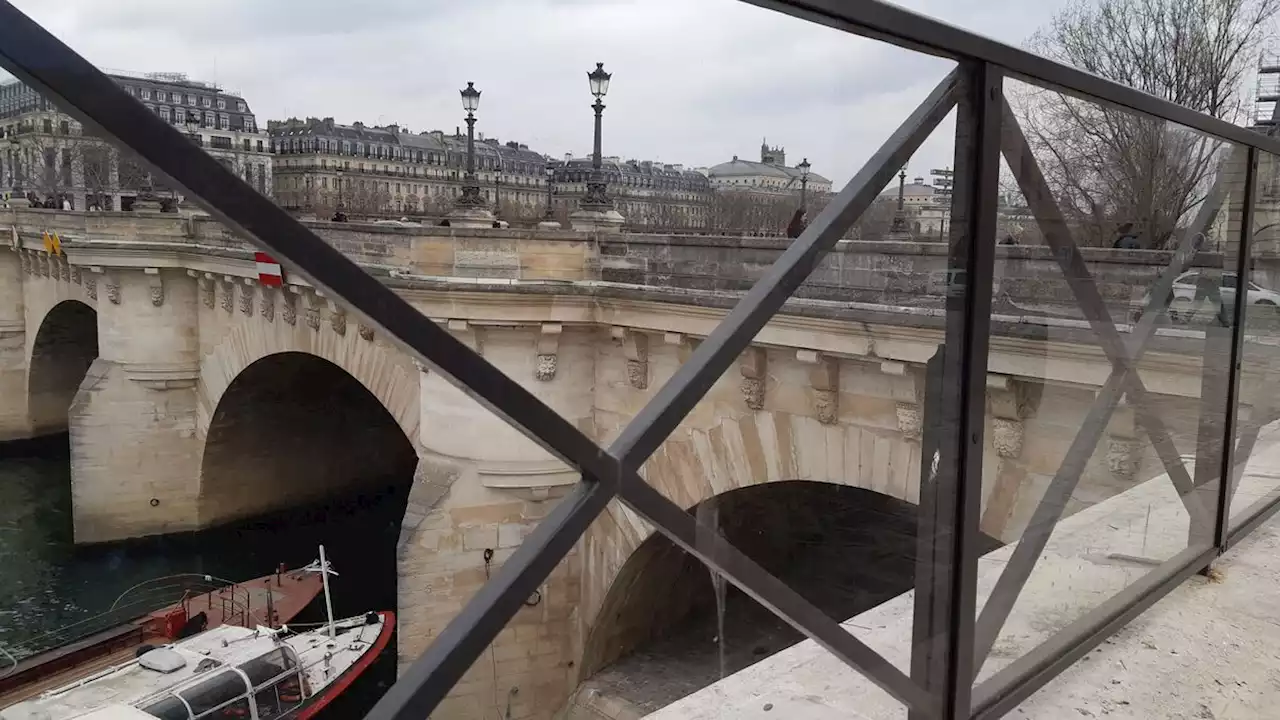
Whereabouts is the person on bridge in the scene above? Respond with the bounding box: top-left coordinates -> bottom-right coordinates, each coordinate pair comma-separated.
786,208 -> 807,238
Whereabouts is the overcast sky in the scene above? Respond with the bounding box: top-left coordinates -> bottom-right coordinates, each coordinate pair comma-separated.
7,0 -> 1065,187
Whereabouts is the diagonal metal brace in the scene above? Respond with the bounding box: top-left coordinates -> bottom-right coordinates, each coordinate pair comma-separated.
999,100 -> 1213,528
608,69 -> 960,469
618,477 -> 938,717
971,101 -> 1231,674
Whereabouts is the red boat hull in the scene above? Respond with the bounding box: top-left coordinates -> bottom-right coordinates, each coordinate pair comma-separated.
295,611 -> 396,720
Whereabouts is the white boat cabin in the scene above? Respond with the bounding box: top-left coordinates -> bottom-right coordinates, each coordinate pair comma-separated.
2,615 -> 386,720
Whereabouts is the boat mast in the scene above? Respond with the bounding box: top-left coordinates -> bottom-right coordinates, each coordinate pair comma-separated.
318,545 -> 336,639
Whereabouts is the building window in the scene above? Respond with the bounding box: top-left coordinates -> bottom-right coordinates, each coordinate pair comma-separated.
204,110 -> 214,127
219,115 -> 229,130
124,86 -> 135,96
160,107 -> 171,122
201,96 -> 211,107
41,118 -> 51,133
256,140 -> 263,152
141,88 -> 152,100
237,101 -> 246,113
244,118 -> 254,132
155,90 -> 166,102
174,108 -> 185,124
217,98 -> 226,110
243,139 -> 251,151
187,94 -> 197,106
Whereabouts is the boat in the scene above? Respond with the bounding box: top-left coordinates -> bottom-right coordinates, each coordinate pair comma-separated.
0,546 -> 392,720
0,611 -> 395,720
0,564 -> 324,709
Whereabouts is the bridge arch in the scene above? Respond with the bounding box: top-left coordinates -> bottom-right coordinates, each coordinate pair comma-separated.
576,476 -> 1001,712
581,412 -> 923,644
196,321 -> 420,528
27,299 -> 99,434
570,411 -> 950,709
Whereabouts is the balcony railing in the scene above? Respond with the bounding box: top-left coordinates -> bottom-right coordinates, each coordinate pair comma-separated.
5,1 -> 1280,719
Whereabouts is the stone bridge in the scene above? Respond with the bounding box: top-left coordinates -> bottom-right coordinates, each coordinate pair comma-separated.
1,207 -> 1268,719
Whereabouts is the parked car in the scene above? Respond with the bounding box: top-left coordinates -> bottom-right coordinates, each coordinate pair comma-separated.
1137,271 -> 1280,323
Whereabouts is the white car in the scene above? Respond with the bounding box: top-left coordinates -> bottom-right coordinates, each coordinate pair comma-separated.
1141,271 -> 1280,323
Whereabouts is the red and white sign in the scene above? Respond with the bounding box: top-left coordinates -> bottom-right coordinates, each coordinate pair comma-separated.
255,251 -> 285,287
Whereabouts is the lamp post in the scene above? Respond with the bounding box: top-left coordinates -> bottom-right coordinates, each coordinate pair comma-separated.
455,81 -> 485,209
581,63 -> 613,209
543,162 -> 556,219
336,169 -> 345,213
6,132 -> 25,207
492,150 -> 504,219
797,157 -> 810,209
888,168 -> 910,238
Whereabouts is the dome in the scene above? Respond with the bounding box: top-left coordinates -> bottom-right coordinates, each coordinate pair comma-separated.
707,158 -> 792,179
880,181 -> 937,199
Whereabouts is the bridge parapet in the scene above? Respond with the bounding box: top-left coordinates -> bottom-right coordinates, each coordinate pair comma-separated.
8,207 -> 1256,321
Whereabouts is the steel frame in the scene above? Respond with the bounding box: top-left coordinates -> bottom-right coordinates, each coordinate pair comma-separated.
0,1 -> 1275,718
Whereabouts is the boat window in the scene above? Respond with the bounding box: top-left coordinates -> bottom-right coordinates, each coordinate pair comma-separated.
238,648 -> 296,686
253,674 -> 305,719
141,695 -> 192,720
206,698 -> 250,719
179,669 -> 250,716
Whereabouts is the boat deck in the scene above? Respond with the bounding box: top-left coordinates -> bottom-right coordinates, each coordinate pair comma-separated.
0,569 -> 322,710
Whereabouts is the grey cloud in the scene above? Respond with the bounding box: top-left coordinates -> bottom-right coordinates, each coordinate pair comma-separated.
10,0 -> 1066,185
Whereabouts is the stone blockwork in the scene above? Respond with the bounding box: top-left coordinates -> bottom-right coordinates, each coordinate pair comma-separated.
1,207 -> 1268,720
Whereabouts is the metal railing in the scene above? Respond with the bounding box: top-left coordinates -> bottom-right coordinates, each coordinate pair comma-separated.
3,1 -> 1280,718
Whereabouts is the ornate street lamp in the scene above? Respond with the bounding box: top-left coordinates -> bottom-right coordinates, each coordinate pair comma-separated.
797,157 -> 811,208
336,169 -> 345,212
456,81 -> 485,208
581,63 -> 613,209
543,162 -> 556,219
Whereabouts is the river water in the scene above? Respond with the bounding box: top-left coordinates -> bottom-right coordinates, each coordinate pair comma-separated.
0,434 -> 407,714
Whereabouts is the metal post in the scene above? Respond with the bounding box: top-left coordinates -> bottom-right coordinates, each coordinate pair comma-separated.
800,175 -> 808,208
1215,147 -> 1259,549
890,168 -> 909,235
544,166 -> 555,219
907,61 -> 1001,720
319,544 -> 336,639
457,113 -> 483,207
583,100 -> 611,208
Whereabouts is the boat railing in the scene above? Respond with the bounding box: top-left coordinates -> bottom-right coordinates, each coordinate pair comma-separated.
0,573 -> 244,677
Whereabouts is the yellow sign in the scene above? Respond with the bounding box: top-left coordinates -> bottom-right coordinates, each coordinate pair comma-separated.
41,230 -> 62,257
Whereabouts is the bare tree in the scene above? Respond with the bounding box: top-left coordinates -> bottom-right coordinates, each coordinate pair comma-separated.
712,190 -> 797,235
1018,0 -> 1279,248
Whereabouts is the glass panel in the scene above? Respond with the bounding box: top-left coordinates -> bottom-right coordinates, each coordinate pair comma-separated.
238,648 -> 295,687
254,674 -> 304,720
581,45 -> 963,720
1229,150 -> 1280,527
973,76 -> 1239,690
140,696 -> 191,720
194,697 -> 250,720
180,670 -> 250,716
